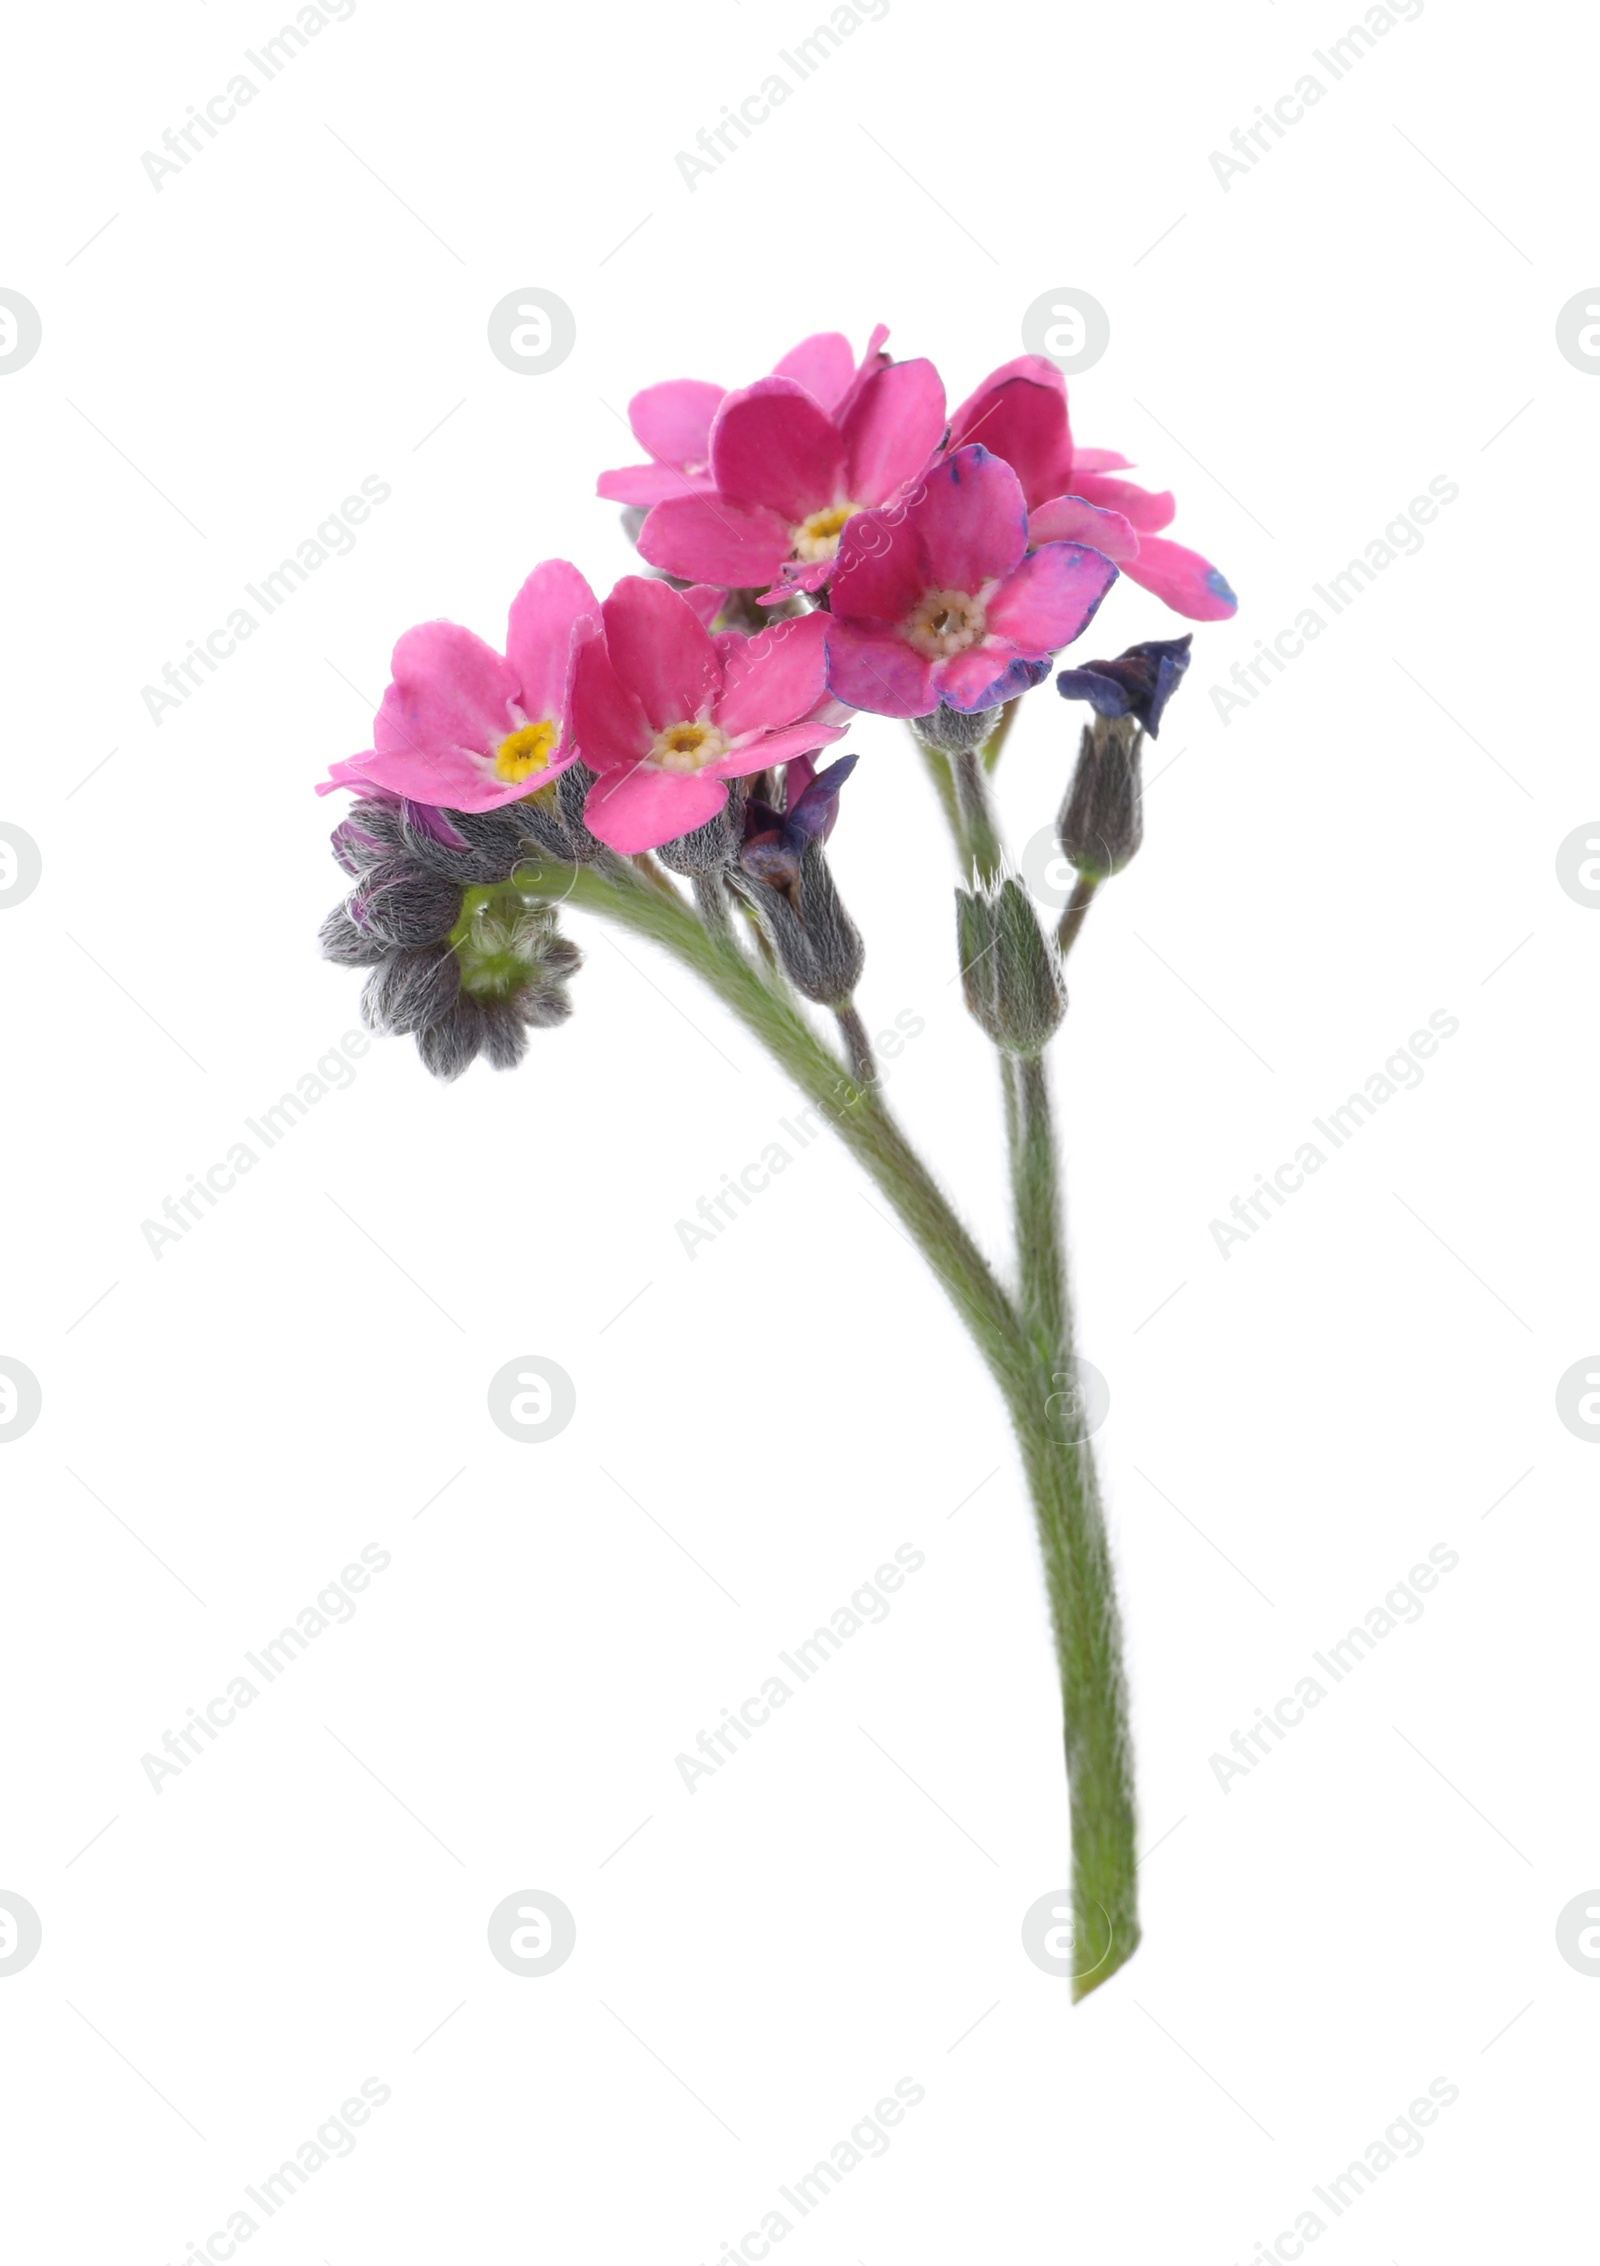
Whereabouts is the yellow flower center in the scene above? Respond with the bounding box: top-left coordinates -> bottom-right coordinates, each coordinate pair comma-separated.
903,587 -> 988,658
495,719 -> 560,783
650,720 -> 730,775
792,502 -> 859,562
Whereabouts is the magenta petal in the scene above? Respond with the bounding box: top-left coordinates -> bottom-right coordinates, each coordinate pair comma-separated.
318,751 -> 381,797
758,558 -> 834,605
1124,535 -> 1238,621
363,622 -> 522,808
1070,470 -> 1176,533
714,721 -> 847,774
830,504 -> 928,626
986,541 -> 1119,653
584,766 -> 728,855
715,612 -> 830,736
916,446 -> 1029,593
601,577 -> 722,732
770,332 -> 856,410
824,620 -> 939,719
710,377 -> 846,521
506,560 -> 599,725
1071,447 -> 1135,474
629,379 -> 724,471
571,635 -> 653,774
835,322 -> 893,423
843,358 -> 946,505
680,583 -> 727,629
948,358 -> 1073,509
637,493 -> 793,587
597,463 -> 717,507
1027,493 -> 1141,563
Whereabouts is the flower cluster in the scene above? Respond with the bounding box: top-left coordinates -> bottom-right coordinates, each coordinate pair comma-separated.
317,322 -> 1233,1073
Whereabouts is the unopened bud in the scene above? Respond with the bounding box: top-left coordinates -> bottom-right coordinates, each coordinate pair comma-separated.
1057,715 -> 1144,881
737,841 -> 864,1008
956,877 -> 1066,1055
656,783 -> 746,875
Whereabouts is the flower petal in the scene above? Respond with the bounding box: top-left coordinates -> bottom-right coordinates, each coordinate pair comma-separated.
571,633 -> 653,774
601,576 -> 722,732
1071,447 -> 1135,474
985,541 -> 1119,654
714,611 -> 832,736
915,445 -> 1029,592
596,463 -> 717,507
1027,493 -> 1141,562
713,723 -> 847,776
1070,470 -> 1176,533
770,332 -> 856,410
934,646 -> 1053,712
829,503 -> 928,626
947,357 -> 1073,509
364,622 -> 525,810
710,376 -> 846,521
637,493 -> 793,586
505,559 -> 600,725
843,357 -> 946,504
1122,535 -> 1239,621
824,620 -> 939,718
583,765 -> 728,855
629,378 -> 724,470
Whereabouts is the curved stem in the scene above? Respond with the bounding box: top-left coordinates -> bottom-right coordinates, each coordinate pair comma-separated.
1057,874 -> 1099,960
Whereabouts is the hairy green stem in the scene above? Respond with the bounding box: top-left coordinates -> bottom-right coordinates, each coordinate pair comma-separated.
1057,874 -> 1099,959
524,849 -> 1139,1995
951,748 -> 1005,886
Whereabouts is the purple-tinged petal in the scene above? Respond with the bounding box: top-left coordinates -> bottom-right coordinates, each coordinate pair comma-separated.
1070,470 -> 1176,533
1056,634 -> 1193,736
915,446 -> 1029,592
934,646 -> 1053,712
824,620 -> 939,718
1123,535 -> 1238,621
985,541 -> 1119,653
1027,492 -> 1141,563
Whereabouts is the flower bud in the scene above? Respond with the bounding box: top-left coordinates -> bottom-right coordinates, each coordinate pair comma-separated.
956,877 -> 1066,1056
656,782 -> 746,875
1056,714 -> 1144,881
737,841 -> 864,1008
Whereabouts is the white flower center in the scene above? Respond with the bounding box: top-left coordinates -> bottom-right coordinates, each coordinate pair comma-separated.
649,719 -> 730,775
903,587 -> 988,659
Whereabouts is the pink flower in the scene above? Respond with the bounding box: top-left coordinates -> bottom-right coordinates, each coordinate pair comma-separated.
948,356 -> 1238,623
824,445 -> 1119,720
630,328 -> 946,600
319,561 -> 600,814
573,577 -> 849,854
595,327 -> 893,511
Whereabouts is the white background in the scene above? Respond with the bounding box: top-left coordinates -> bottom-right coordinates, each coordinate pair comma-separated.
1,0 -> 1595,2258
